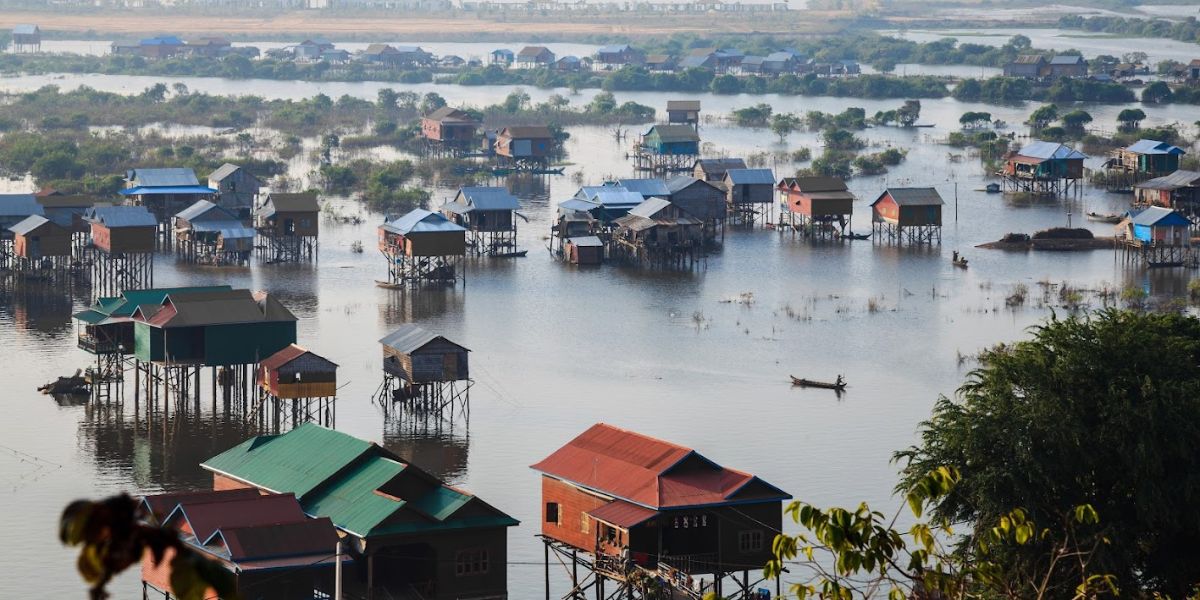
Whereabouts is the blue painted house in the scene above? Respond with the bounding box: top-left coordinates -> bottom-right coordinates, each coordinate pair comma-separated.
641,125 -> 700,156
1124,206 -> 1192,246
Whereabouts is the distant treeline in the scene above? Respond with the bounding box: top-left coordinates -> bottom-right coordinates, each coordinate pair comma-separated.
1058,15 -> 1200,44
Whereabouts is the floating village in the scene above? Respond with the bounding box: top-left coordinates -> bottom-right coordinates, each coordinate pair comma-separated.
3,15 -> 1200,600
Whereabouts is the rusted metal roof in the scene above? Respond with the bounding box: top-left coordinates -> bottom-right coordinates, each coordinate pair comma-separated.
667,100 -> 701,111
778,176 -> 848,193
379,324 -> 469,354
588,500 -> 660,529
500,126 -> 554,139
163,493 -> 308,544
531,423 -> 791,509
260,343 -> 338,372
876,187 -> 944,207
218,517 -> 339,561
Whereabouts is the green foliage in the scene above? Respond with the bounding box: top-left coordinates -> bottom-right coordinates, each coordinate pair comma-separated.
1061,110 -> 1093,133
896,99 -> 921,127
1142,81 -> 1174,104
895,309 -> 1200,596
1117,108 -> 1146,131
1058,15 -> 1200,45
770,113 -> 802,141
959,111 -> 992,129
61,494 -> 238,600
821,128 -> 865,152
732,104 -> 774,127
1028,104 -> 1059,130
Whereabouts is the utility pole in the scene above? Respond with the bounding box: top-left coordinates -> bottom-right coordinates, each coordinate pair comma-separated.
335,539 -> 343,600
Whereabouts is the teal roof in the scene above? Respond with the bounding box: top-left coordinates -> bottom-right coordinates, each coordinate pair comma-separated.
202,423 -> 372,498
74,286 -> 233,324
202,423 -> 518,539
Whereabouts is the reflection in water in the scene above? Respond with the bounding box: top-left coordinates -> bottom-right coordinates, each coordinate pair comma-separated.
382,417 -> 471,484
378,287 -> 465,326
76,402 -> 262,492
0,283 -> 86,337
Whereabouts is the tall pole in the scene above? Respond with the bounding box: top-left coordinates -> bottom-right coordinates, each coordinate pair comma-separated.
335,539 -> 343,600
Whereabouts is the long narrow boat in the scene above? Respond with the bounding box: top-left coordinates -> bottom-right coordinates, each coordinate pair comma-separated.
1087,212 -> 1122,224
790,376 -> 846,391
493,250 -> 528,258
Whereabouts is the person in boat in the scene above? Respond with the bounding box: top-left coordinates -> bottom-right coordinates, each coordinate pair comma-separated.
835,374 -> 845,387
952,250 -> 959,262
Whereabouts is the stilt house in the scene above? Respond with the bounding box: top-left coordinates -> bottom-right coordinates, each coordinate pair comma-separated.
565,236 -> 604,265
723,168 -> 775,225
256,192 -> 320,262
208,163 -> 262,220
693,158 -> 747,183
174,200 -> 255,265
74,286 -> 234,356
86,205 -> 158,253
380,324 -> 469,385
776,176 -> 855,237
202,423 -> 518,600
665,175 -> 727,236
494,126 -> 555,164
0,194 -> 43,241
666,100 -> 701,128
421,107 -> 480,148
1002,142 -> 1086,196
1134,170 -> 1200,212
9,215 -> 71,259
130,288 -> 297,366
1109,140 -> 1185,177
870,187 -> 944,244
140,490 -> 341,600
531,423 -> 791,596
611,198 -> 703,267
258,344 -> 338,400
441,187 -> 520,255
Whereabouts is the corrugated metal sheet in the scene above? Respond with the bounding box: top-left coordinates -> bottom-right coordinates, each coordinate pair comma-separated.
260,344 -> 338,372
165,493 -> 307,543
628,197 -> 672,219
778,176 -> 848,193
648,125 -> 700,144
220,517 -> 339,561
264,192 -> 319,214
381,209 -> 466,235
880,187 -> 944,206
207,163 -> 242,181
302,456 -> 407,536
667,100 -> 701,111
592,190 -> 645,209
379,324 -> 469,354
1125,139 -> 1184,155
202,423 -> 373,498
87,205 -> 157,228
694,159 -> 746,177
0,194 -> 43,218
617,178 -> 671,198
120,185 -> 217,196
8,214 -> 50,236
1135,170 -> 1200,191
458,186 -> 520,211
567,236 -> 603,247
725,169 -> 775,185
531,423 -> 790,509
1131,206 -> 1190,227
588,500 -> 660,528
128,167 -> 200,187
175,199 -> 224,223
1017,141 -> 1087,161
140,488 -> 260,524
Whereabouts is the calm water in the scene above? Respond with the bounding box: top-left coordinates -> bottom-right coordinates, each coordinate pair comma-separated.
1,70 -> 1198,599
882,28 -> 1200,64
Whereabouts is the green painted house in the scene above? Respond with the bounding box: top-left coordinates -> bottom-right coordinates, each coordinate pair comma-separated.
641,124 -> 700,156
131,288 -> 296,366
73,286 -> 233,354
202,423 -> 518,600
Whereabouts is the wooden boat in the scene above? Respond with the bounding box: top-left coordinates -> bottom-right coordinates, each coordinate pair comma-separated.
951,250 -> 969,269
985,183 -> 1001,194
39,370 -> 88,395
1086,212 -> 1122,224
1148,261 -> 1184,269
493,250 -> 528,258
790,376 -> 846,391
843,232 -> 870,241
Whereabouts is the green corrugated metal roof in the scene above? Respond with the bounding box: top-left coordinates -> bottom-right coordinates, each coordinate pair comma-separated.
78,286 -> 234,322
411,485 -> 472,522
73,309 -> 108,325
301,456 -> 407,537
202,423 -> 519,540
201,423 -> 372,498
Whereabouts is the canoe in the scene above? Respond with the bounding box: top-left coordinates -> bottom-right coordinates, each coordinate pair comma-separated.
1148,261 -> 1183,269
790,376 -> 846,390
953,258 -> 969,269
493,250 -> 528,258
1087,212 -> 1122,224
843,232 -> 870,241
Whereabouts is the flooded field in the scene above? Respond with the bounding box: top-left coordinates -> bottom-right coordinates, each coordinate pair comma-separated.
882,27 -> 1200,65
1,70 -> 1198,599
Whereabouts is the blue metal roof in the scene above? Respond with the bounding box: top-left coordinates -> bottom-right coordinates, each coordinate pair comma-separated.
628,197 -> 672,218
590,190 -> 645,208
617,178 -> 670,198
9,214 -> 50,236
87,205 -> 157,228
140,36 -> 184,46
458,187 -> 519,211
127,167 -> 200,187
1125,139 -> 1185,156
175,199 -> 230,223
1130,206 -> 1191,228
121,185 -> 217,196
382,209 -> 466,235
558,198 -> 597,212
191,223 -> 256,239
1017,141 -> 1087,161
13,24 -> 38,35
1048,55 -> 1085,65
0,194 -> 43,218
726,168 -> 776,185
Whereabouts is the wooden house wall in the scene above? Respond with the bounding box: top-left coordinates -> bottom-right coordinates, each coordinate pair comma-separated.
898,204 -> 942,226
667,109 -> 699,123
366,527 -> 508,600
92,224 -> 155,254
212,170 -> 259,217
785,192 -> 853,217
711,501 -> 782,570
266,210 -> 319,237
407,231 -> 466,257
497,136 -> 552,158
14,224 -> 71,258
672,184 -> 726,221
422,119 -> 476,142
540,476 -> 609,551
568,243 -> 602,265
727,183 -> 773,205
468,209 -> 514,232
384,339 -> 469,382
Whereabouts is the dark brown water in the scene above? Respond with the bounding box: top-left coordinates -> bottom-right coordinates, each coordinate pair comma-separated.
1,73 -> 1197,599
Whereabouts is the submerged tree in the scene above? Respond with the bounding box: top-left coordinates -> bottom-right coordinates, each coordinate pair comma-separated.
1027,104 -> 1058,130
896,100 -> 921,127
771,113 -> 803,141
1117,108 -> 1146,131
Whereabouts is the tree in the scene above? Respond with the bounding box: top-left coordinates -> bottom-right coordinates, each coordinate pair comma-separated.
732,104 -> 773,127
501,89 -> 530,113
896,99 -> 921,127
766,467 -> 1114,599
1117,108 -> 1146,131
1027,104 -> 1058,130
959,111 -> 992,129
419,92 -> 446,115
1061,109 -> 1093,133
1008,34 -> 1032,50
141,83 -> 168,103
546,94 -> 570,111
1141,81 -> 1173,104
895,310 -> 1200,597
770,113 -> 802,141
376,87 -> 399,112
585,92 -> 617,114
61,494 -> 236,600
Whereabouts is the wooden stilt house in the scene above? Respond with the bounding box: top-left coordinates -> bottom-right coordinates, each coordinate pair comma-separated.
665,175 -> 727,241
120,168 -> 217,244
1134,170 -> 1200,221
611,197 -> 704,268
174,200 -> 255,265
776,176 -> 855,238
421,107 -> 480,152
666,100 -> 701,129
255,192 -> 320,263
1001,141 -> 1086,197
1117,206 -> 1197,266
693,158 -> 747,183
85,205 -> 158,298
532,423 -> 791,599
208,163 -> 262,220
440,187 -> 521,256
635,125 -> 700,174
10,215 -> 71,260
565,236 -> 604,265
203,424 -> 518,600
256,344 -> 338,430
722,168 -> 775,226
379,324 -> 470,399
494,126 -> 556,167
378,209 -> 467,287
870,187 -> 945,244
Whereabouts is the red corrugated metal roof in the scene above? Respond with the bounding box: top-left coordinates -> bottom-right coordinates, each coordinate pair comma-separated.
531,423 -> 789,509
259,344 -> 308,371
219,517 -> 339,561
588,500 -> 660,528
140,488 -> 261,524
165,493 -> 307,543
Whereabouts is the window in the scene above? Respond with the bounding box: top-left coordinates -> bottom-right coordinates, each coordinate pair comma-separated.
739,530 -> 764,553
545,502 -> 560,524
580,513 -> 590,533
455,549 -> 489,577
